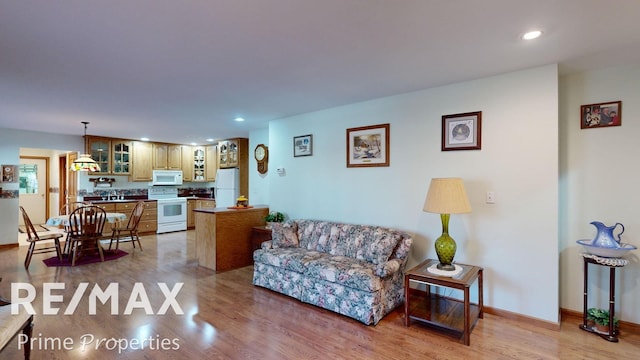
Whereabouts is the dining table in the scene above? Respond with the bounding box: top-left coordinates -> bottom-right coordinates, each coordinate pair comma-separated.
45,212 -> 127,227
46,212 -> 128,259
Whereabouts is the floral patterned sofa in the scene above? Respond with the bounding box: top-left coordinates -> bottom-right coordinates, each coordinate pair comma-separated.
253,219 -> 413,325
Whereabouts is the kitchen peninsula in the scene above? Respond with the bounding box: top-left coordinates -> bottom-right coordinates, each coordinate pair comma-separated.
194,205 -> 268,271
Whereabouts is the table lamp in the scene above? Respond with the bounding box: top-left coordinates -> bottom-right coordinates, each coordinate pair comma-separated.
423,178 -> 472,271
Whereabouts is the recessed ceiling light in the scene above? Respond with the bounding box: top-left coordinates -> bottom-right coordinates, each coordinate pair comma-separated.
234,117 -> 245,122
140,137 -> 149,141
190,142 -> 197,146
206,138 -> 214,142
522,30 -> 542,40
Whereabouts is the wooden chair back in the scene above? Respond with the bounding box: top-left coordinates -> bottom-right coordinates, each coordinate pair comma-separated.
125,201 -> 146,230
69,205 -> 107,239
19,206 -> 40,242
60,201 -> 89,215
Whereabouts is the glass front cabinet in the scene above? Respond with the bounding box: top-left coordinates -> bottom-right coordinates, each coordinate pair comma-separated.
87,137 -> 132,175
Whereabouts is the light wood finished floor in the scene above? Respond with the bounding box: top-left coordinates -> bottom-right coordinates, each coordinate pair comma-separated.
1,230 -> 638,359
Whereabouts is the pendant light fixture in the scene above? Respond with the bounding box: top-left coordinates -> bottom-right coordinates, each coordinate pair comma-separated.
71,121 -> 101,172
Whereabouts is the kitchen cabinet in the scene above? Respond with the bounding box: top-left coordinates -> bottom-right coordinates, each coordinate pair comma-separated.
88,137 -> 110,174
131,141 -> 153,181
112,140 -> 132,174
196,199 -> 217,210
87,137 -> 132,175
153,143 -> 182,170
217,138 -> 248,197
91,200 -> 157,234
181,145 -> 193,182
138,201 -> 158,234
218,139 -> 240,168
187,199 -> 196,228
192,146 -> 206,181
205,145 -> 218,181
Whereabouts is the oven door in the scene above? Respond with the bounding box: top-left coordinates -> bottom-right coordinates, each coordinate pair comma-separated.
156,198 -> 187,233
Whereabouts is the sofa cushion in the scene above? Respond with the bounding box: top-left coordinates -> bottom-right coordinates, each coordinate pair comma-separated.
303,255 -> 382,292
296,220 -> 332,250
270,221 -> 299,248
253,248 -> 324,274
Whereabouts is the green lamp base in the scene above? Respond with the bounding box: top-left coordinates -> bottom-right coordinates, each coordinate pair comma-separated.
435,213 -> 457,271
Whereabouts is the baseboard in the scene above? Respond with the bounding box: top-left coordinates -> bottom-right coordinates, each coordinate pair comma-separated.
561,308 -> 640,333
0,243 -> 19,250
483,306 -> 560,330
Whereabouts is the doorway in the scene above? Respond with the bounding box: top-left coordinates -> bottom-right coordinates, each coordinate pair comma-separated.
18,156 -> 50,225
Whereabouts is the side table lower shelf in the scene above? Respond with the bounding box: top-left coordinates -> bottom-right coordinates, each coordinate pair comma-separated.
407,290 -> 482,339
404,259 -> 483,346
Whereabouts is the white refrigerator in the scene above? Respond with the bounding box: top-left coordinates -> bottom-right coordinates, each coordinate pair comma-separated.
215,168 -> 240,208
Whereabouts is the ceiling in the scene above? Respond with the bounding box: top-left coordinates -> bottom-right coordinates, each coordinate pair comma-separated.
2,0 -> 640,145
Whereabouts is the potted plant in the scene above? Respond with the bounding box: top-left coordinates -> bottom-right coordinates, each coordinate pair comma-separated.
586,308 -> 619,334
264,211 -> 285,228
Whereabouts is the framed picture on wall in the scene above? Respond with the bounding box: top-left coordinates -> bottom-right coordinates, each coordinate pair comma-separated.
2,165 -> 18,183
580,101 -> 621,129
346,123 -> 390,167
441,111 -> 482,151
293,134 -> 313,157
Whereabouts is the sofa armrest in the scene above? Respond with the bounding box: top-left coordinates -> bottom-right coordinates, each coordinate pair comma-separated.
375,258 -> 403,278
260,240 -> 274,250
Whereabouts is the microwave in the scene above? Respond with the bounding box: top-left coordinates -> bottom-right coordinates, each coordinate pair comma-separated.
151,170 -> 183,186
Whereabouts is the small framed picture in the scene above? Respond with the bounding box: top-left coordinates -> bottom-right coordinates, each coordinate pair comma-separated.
442,111 -> 482,151
346,123 -> 390,167
293,134 -> 313,157
2,165 -> 17,183
580,101 -> 621,129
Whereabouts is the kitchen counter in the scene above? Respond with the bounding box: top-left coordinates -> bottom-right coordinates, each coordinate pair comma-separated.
194,205 -> 268,271
193,205 -> 267,214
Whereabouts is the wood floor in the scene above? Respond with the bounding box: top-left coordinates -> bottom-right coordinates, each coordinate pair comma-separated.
1,230 -> 638,359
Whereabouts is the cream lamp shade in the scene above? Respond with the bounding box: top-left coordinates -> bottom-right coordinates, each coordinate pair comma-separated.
423,178 -> 472,214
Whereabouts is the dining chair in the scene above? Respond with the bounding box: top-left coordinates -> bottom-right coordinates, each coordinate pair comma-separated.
68,205 -> 107,266
59,201 -> 90,255
1,277 -> 34,360
19,206 -> 63,270
109,200 -> 145,252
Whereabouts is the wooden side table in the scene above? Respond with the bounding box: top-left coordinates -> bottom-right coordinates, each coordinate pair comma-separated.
251,226 -> 272,253
579,254 -> 627,342
404,259 -> 483,346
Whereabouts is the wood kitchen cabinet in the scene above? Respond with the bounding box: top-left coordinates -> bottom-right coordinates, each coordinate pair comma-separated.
112,139 -> 132,174
205,145 -> 218,181
218,139 -> 241,168
192,146 -> 206,181
153,143 -> 182,170
88,137 -> 111,174
181,145 -> 193,182
131,141 -> 153,181
138,201 -> 158,234
91,200 -> 157,234
187,199 -> 196,228
217,138 -> 248,197
196,199 -> 217,210
87,136 -> 132,175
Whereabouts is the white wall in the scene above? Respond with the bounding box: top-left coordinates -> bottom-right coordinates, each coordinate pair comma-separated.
0,128 -> 82,245
560,64 -> 640,324
265,65 -> 560,323
249,128 -> 269,206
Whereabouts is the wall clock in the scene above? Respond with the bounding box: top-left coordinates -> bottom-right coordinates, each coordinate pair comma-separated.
254,144 -> 268,174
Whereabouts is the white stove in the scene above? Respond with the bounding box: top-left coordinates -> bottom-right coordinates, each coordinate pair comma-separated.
148,187 -> 187,233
